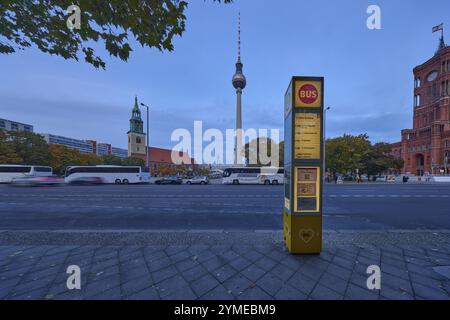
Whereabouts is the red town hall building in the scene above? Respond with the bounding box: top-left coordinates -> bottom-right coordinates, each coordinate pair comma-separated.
392,34 -> 450,175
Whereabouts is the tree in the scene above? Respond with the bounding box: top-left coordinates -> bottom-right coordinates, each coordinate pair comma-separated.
325,134 -> 371,176
7,131 -> 52,165
49,144 -> 84,174
362,142 -> 404,176
101,154 -> 123,166
122,156 -> 145,167
0,131 -> 22,164
0,0 -> 231,69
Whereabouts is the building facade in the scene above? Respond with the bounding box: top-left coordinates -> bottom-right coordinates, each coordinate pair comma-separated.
0,118 -> 33,133
42,134 -> 95,154
42,134 -> 127,158
396,35 -> 450,175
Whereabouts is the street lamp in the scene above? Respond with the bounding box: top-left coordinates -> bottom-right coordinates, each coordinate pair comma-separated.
323,107 -> 331,182
140,102 -> 150,177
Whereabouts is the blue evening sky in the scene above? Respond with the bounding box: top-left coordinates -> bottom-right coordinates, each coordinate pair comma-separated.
1,0 -> 449,157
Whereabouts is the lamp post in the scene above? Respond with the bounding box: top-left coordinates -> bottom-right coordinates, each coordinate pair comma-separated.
140,102 -> 150,176
323,107 -> 331,182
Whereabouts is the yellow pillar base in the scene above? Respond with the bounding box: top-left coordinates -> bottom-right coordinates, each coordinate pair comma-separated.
283,210 -> 322,254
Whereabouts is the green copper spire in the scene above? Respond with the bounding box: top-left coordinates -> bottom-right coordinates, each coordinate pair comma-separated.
128,96 -> 144,134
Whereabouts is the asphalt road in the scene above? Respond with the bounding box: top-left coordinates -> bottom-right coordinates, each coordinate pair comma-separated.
0,183 -> 449,231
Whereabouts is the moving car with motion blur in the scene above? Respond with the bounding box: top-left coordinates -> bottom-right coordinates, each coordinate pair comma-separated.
154,176 -> 183,185
10,176 -> 65,187
185,176 -> 209,185
68,176 -> 105,186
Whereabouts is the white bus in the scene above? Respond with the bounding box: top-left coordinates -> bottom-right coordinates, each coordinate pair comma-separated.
0,165 -> 53,183
222,167 -> 284,185
65,166 -> 148,184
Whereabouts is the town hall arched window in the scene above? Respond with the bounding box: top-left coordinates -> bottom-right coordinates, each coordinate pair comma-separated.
136,137 -> 141,144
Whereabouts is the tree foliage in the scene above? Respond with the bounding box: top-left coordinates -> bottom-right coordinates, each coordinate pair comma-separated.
0,0 -> 232,69
325,134 -> 403,177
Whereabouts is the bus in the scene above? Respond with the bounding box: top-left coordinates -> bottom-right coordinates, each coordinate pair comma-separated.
222,167 -> 284,185
0,165 -> 53,183
65,166 -> 149,184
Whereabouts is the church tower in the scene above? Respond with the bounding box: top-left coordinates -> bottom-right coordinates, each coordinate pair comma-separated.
127,96 -> 146,157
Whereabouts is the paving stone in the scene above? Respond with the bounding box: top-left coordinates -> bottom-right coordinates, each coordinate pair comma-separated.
255,273 -> 283,296
212,264 -> 238,283
310,284 -> 343,300
407,264 -> 447,281
201,284 -> 234,300
83,275 -> 120,298
8,286 -> 49,300
175,258 -> 199,273
238,286 -> 273,300
243,251 -> 264,263
270,263 -> 296,282
190,274 -> 220,297
409,271 -> 445,289
332,256 -> 355,270
381,272 -> 413,295
349,272 -> 369,290
254,257 -> 278,272
228,257 -> 252,272
380,285 -> 414,300
125,287 -> 160,300
298,263 -> 326,281
241,265 -> 267,282
152,265 -> 179,284
288,272 -> 316,296
90,287 -> 122,300
345,284 -> 379,300
147,257 -> 172,273
169,250 -> 192,263
380,263 -> 410,280
326,264 -> 352,281
181,264 -> 208,283
201,256 -> 227,272
165,246 -> 189,257
121,266 -> 151,283
411,282 -> 449,300
122,276 -> 154,297
89,265 -> 119,282
318,272 -> 348,295
223,274 -> 253,298
274,284 -> 307,300
278,255 -> 303,270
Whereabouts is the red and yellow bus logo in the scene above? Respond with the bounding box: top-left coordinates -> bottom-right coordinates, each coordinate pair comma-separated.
298,84 -> 319,105
294,80 -> 322,108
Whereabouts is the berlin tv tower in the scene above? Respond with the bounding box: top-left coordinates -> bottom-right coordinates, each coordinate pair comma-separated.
232,13 -> 246,165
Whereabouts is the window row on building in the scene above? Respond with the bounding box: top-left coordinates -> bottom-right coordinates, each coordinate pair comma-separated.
0,118 -> 33,133
407,144 -> 432,153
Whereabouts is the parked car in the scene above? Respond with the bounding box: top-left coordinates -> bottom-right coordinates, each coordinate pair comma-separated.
10,176 -> 65,187
155,176 -> 183,185
68,177 -> 105,185
186,176 -> 209,185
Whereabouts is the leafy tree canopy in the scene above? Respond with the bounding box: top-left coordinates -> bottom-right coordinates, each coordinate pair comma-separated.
0,0 -> 232,69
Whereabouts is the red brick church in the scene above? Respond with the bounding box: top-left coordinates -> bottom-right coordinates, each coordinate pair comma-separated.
392,30 -> 450,175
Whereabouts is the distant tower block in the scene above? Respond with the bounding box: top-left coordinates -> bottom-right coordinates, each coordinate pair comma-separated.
127,96 -> 146,157
232,12 -> 247,165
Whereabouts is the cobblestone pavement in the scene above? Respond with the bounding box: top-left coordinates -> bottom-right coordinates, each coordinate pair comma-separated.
0,231 -> 449,300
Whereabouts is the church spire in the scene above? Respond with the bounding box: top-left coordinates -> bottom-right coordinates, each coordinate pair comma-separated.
128,96 -> 144,134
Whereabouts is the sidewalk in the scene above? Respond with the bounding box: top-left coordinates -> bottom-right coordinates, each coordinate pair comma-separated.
0,231 -> 449,300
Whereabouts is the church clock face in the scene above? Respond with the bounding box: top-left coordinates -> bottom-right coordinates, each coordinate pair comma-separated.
427,71 -> 438,82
